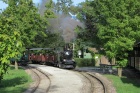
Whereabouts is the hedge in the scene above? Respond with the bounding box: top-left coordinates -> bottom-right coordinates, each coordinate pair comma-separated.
74,58 -> 95,67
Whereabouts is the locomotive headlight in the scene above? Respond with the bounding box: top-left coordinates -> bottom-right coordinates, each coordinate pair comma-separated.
63,59 -> 66,61
66,51 -> 69,55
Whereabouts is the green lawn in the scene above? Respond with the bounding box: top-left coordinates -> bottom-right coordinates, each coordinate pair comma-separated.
0,66 -> 32,93
105,74 -> 140,93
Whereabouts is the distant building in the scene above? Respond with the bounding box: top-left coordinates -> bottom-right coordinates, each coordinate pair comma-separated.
81,47 -> 110,66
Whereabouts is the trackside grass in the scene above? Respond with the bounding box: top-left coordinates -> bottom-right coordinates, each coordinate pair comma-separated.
104,74 -> 140,93
0,66 -> 32,93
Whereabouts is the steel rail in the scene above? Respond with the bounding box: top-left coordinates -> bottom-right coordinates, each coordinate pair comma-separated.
23,66 -> 51,93
73,69 -> 107,93
87,72 -> 107,93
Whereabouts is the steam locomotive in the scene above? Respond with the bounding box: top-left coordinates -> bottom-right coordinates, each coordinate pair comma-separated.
57,48 -> 76,68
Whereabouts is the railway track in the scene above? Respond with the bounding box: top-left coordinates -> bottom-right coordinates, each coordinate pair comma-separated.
23,64 -> 113,93
23,66 -> 51,93
74,70 -> 107,93
73,69 -> 117,93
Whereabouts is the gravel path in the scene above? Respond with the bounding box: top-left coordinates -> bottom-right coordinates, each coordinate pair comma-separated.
29,64 -> 85,93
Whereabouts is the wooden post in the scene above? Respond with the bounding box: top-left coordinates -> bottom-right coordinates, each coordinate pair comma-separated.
112,58 -> 116,65
15,61 -> 18,70
118,67 -> 122,77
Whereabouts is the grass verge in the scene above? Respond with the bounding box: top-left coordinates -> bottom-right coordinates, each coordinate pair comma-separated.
0,66 -> 32,93
104,74 -> 140,93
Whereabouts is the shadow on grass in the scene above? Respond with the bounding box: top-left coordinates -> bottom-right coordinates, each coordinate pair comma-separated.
9,66 -> 23,70
121,68 -> 140,88
0,76 -> 28,88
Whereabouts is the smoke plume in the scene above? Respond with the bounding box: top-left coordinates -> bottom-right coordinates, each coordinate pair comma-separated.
39,0 -> 85,43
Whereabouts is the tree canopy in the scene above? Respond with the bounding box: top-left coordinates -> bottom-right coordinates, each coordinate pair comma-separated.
0,0 -> 55,81
77,0 -> 140,67
55,0 -> 73,14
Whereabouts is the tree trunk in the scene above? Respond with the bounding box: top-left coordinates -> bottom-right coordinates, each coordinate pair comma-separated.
0,74 -> 2,83
15,61 -> 18,70
95,59 -> 100,66
118,67 -> 122,77
112,58 -> 116,65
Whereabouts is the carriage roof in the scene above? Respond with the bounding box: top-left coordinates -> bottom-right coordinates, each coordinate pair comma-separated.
29,48 -> 52,50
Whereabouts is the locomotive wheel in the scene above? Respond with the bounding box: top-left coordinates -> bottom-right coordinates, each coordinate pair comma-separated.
62,64 -> 65,69
53,62 -> 57,67
73,64 -> 76,69
54,64 -> 56,67
73,65 -> 76,69
58,63 -> 65,68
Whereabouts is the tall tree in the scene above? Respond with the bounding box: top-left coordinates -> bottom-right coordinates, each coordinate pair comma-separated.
2,0 -> 47,70
0,0 -> 55,81
2,0 -> 48,48
0,6 -> 22,80
80,0 -> 140,77
33,0 -> 56,48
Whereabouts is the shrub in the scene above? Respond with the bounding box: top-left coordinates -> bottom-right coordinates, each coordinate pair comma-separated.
74,58 -> 95,67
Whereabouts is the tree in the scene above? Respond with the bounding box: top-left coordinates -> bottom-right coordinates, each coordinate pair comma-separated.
80,0 -> 140,77
33,0 -> 57,48
2,0 -> 47,47
0,0 -> 55,81
0,8 -> 22,80
1,0 -> 46,70
54,0 -> 73,14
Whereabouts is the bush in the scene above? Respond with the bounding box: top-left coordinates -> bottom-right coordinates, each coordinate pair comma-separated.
74,58 -> 95,67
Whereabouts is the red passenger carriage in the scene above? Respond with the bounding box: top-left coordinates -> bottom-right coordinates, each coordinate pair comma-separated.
29,48 -> 57,65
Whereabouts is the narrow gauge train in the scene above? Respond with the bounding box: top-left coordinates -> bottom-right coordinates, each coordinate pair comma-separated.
29,47 -> 76,69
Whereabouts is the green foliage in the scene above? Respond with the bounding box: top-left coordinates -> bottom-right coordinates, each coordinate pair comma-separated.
78,0 -> 140,67
46,32 -> 65,48
75,58 -> 95,67
34,0 -> 60,48
116,59 -> 128,67
44,0 -> 56,18
75,2 -> 102,52
2,0 -> 48,48
55,0 -> 73,14
0,7 -> 23,81
73,39 -> 84,57
0,0 -> 55,81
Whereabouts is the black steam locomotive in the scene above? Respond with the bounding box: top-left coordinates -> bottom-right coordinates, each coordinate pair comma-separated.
57,49 -> 76,69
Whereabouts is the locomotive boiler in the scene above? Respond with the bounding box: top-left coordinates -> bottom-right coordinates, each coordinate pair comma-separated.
57,48 -> 76,69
